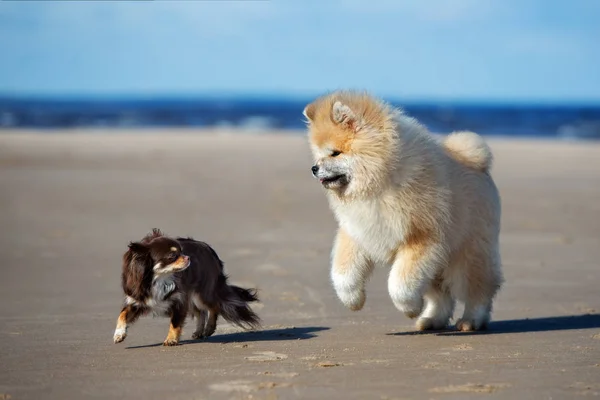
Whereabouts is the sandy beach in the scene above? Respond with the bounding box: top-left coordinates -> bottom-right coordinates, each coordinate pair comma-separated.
1,130 -> 599,400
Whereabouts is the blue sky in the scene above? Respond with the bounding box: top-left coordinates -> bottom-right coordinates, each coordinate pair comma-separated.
1,0 -> 599,102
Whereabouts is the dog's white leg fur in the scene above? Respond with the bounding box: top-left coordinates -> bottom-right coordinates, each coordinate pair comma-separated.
331,228 -> 375,311
416,284 -> 455,331
113,310 -> 129,343
452,244 -> 502,331
454,268 -> 500,331
456,301 -> 492,331
388,243 -> 446,319
387,262 -> 424,319
113,327 -> 127,343
113,301 -> 146,344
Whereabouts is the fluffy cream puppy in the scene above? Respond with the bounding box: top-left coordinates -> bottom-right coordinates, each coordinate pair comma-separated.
304,90 -> 503,331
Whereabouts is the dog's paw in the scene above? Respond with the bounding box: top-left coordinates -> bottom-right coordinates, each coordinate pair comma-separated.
163,338 -> 180,346
191,331 -> 206,340
388,278 -> 425,318
336,287 -> 366,311
455,318 -> 488,332
331,269 -> 367,311
113,328 -> 127,344
416,317 -> 449,331
391,295 -> 424,319
203,325 -> 216,338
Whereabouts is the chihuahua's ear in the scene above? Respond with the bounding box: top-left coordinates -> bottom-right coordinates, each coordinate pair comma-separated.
302,102 -> 316,123
122,242 -> 151,299
128,241 -> 148,255
331,101 -> 361,131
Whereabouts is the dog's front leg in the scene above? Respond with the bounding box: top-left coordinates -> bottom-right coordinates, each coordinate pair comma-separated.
164,303 -> 188,346
388,242 -> 446,319
331,228 -> 375,311
113,304 -> 144,344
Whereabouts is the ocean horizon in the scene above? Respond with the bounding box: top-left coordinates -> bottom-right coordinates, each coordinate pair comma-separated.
2,96 -> 600,140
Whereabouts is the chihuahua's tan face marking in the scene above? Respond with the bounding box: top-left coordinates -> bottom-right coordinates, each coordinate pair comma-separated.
153,255 -> 191,275
148,239 -> 191,276
170,255 -> 190,271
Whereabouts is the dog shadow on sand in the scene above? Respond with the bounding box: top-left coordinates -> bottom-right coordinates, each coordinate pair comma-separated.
125,326 -> 330,349
387,314 -> 600,337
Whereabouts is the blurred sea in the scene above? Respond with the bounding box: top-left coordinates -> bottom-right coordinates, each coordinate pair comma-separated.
1,97 -> 600,140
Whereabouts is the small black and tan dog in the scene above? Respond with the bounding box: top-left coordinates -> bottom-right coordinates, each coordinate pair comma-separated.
113,229 -> 260,346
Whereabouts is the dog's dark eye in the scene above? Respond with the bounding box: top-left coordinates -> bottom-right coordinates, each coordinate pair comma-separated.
331,150 -> 342,157
166,252 -> 178,262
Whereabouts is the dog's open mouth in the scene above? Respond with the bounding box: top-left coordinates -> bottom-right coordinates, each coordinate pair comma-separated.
320,174 -> 347,186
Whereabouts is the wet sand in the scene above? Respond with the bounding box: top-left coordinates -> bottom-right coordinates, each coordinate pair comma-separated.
1,130 -> 599,399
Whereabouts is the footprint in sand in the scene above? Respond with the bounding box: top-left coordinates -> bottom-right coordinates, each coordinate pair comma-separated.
209,380 -> 292,393
259,372 -> 299,378
453,343 -> 474,351
361,359 -> 391,365
209,380 -> 256,393
429,383 -> 510,394
315,361 -> 343,368
245,351 -> 288,362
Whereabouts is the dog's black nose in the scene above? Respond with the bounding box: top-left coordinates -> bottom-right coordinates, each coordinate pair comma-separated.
311,165 -> 319,176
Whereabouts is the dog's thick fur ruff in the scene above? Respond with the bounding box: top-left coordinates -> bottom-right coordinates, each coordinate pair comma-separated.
304,90 -> 503,331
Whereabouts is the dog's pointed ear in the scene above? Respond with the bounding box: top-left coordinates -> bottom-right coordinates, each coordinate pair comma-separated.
303,102 -> 316,123
128,241 -> 148,255
331,101 -> 360,131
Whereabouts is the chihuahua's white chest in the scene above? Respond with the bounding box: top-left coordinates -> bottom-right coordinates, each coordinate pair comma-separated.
125,276 -> 183,317
147,276 -> 178,317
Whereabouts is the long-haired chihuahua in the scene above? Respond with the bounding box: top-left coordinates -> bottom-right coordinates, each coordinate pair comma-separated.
113,229 -> 260,346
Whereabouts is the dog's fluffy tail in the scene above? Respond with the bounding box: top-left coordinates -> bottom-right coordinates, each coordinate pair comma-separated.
230,285 -> 259,303
443,131 -> 493,172
219,286 -> 261,330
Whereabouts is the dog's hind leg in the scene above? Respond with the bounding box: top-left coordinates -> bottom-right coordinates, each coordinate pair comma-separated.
113,304 -> 145,344
416,278 -> 455,331
191,293 -> 219,339
456,299 -> 492,332
454,247 -> 503,332
455,278 -> 502,332
203,309 -> 218,338
191,309 -> 208,340
331,228 -> 375,311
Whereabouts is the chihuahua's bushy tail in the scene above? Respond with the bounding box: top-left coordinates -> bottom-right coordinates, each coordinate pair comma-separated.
231,286 -> 259,303
219,285 -> 261,330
